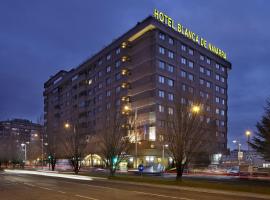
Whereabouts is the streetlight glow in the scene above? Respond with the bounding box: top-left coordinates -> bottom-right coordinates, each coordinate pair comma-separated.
245,130 -> 251,136
64,123 -> 70,129
191,105 -> 200,113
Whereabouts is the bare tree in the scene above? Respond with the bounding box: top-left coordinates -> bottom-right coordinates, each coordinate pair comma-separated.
62,122 -> 91,174
98,106 -> 132,176
164,98 -> 216,180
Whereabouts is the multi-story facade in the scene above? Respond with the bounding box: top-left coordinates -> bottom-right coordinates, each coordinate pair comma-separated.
44,14 -> 231,166
0,119 -> 43,143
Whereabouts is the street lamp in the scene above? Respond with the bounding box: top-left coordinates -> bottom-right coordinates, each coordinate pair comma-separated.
233,140 -> 242,166
245,130 -> 252,165
191,105 -> 200,114
162,144 -> 168,166
21,143 -> 27,163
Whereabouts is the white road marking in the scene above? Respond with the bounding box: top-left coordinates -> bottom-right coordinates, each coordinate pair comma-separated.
38,186 -> 53,191
23,183 -> 35,187
75,194 -> 99,200
132,190 -> 194,200
57,190 -> 66,194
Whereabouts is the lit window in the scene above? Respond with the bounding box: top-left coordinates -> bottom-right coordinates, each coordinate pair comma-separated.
149,126 -> 156,141
167,64 -> 174,72
221,66 -> 225,72
181,98 -> 186,104
188,48 -> 194,55
221,110 -> 225,116
188,74 -> 194,81
206,69 -> 211,76
181,44 -> 186,51
206,81 -> 211,88
158,90 -> 165,98
182,84 -> 186,91
115,73 -> 121,81
106,66 -> 111,73
115,86 -> 121,93
200,66 -> 205,73
115,60 -> 121,68
188,87 -> 194,93
158,105 -> 165,112
220,88 -> 225,94
180,70 -> 186,78
106,77 -> 111,85
216,108 -> 220,114
168,93 -> 174,101
158,75 -> 165,84
216,74 -> 220,81
200,54 -> 205,61
167,79 -> 174,87
181,57 -> 186,65
106,90 -> 111,97
116,48 -> 121,55
168,107 -> 174,115
200,78 -> 204,85
188,61 -> 194,68
215,85 -> 220,92
159,32 -> 165,40
215,97 -> 220,103
169,37 -> 174,45
106,54 -> 111,60
221,76 -> 225,83
158,60 -> 165,70
168,51 -> 174,59
159,46 -> 165,55
216,63 -> 220,70
206,58 -> 211,64
88,79 -> 93,85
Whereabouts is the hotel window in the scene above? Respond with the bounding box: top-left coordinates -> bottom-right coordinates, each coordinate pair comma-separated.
221,66 -> 225,72
115,60 -> 121,68
220,121 -> 225,126
168,37 -> 174,45
182,84 -> 186,91
221,76 -> 225,83
206,81 -> 211,88
116,48 -> 121,55
115,73 -> 121,81
181,44 -> 187,51
106,90 -> 111,97
200,54 -> 205,61
181,57 -> 187,65
216,108 -> 220,114
158,75 -> 165,84
215,97 -> 220,103
181,98 -> 187,104
106,66 -> 111,73
159,32 -> 165,40
98,71 -> 102,77
167,64 -> 174,72
98,83 -> 103,89
215,85 -> 220,92
216,74 -> 220,81
158,60 -> 165,70
199,78 -> 204,85
188,74 -> 194,81
106,54 -> 111,60
106,103 -> 111,110
168,107 -> 174,115
188,86 -> 194,93
167,79 -> 174,87
106,77 -> 112,85
220,87 -> 225,94
168,51 -> 174,59
200,91 -> 204,98
221,99 -> 225,105
206,93 -> 210,99
115,86 -> 121,93
221,109 -> 225,116
206,105 -> 211,112
158,105 -> 165,112
206,58 -> 211,64
188,48 -> 194,55
199,66 -> 205,73
206,117 -> 211,124
168,93 -> 174,101
188,61 -> 194,69
159,46 -> 165,55
180,70 -> 186,78
158,90 -> 165,98
206,69 -> 211,76
215,63 -> 220,70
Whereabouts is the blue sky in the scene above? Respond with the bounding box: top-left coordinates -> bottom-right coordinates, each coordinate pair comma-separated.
0,0 -> 269,150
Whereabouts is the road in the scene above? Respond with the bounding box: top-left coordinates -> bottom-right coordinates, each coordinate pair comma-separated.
0,171 -> 269,200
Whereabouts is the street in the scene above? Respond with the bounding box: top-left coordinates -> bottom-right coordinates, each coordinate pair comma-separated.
1,171 -> 270,200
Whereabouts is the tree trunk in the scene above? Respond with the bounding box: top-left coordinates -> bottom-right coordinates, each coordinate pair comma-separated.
176,163 -> 184,181
109,167 -> 116,177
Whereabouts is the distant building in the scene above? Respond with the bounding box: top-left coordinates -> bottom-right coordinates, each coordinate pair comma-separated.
0,118 -> 44,144
222,149 -> 270,168
44,13 -> 231,166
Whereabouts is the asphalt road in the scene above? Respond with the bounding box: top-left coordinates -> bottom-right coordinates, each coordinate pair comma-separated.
0,171 -> 269,200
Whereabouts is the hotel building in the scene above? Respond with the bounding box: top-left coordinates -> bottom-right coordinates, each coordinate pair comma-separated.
44,14 -> 231,166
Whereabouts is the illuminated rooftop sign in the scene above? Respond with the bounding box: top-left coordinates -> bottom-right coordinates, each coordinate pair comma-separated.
153,9 -> 227,60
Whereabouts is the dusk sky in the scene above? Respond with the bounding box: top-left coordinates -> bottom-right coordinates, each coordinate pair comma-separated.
1,0 -> 269,149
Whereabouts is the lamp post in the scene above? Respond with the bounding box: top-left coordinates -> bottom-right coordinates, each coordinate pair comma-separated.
233,140 -> 242,166
162,144 -> 168,166
245,130 -> 252,165
21,143 -> 27,163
